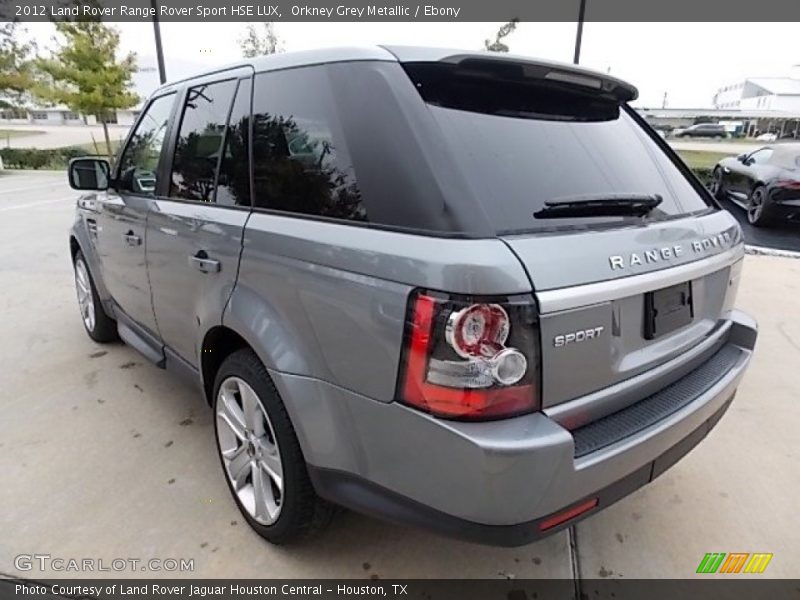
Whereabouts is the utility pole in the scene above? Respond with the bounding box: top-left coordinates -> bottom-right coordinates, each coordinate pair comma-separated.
573,0 -> 586,64
151,0 -> 167,84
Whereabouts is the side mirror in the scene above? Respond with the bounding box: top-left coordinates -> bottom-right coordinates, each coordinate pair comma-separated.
68,157 -> 110,191
736,154 -> 746,163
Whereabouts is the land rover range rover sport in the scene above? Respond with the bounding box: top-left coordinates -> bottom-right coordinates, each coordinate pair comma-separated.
67,46 -> 757,546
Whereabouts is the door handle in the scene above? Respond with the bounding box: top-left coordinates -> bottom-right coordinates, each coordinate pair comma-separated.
124,231 -> 142,247
189,251 -> 221,273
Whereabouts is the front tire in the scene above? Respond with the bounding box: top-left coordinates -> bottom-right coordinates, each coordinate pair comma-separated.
747,185 -> 772,227
710,167 -> 725,200
213,349 -> 335,544
73,250 -> 118,343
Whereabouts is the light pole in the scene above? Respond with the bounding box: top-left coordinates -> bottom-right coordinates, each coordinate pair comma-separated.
573,0 -> 586,64
151,0 -> 167,84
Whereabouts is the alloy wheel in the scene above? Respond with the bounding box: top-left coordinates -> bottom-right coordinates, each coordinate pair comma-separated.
74,258 -> 96,332
748,188 -> 765,224
216,377 -> 284,525
710,169 -> 723,197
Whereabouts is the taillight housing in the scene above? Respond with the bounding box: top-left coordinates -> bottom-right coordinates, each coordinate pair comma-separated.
396,290 -> 540,420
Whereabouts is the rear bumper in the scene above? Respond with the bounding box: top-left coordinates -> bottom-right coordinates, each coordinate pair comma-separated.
272,311 -> 757,546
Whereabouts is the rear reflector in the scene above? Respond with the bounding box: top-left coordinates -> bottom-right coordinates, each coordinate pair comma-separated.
538,498 -> 599,531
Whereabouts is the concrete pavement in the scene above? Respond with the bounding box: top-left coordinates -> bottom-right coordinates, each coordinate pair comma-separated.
1,124 -> 131,150
0,171 -> 797,581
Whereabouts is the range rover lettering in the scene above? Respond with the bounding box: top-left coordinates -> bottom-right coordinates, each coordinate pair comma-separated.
67,46 -> 757,546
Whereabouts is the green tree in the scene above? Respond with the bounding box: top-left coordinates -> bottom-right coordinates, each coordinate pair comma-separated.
239,23 -> 283,58
37,21 -> 137,159
0,22 -> 37,109
484,19 -> 519,53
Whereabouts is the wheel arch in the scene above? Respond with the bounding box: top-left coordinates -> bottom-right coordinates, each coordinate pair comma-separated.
69,235 -> 81,263
200,325 -> 251,405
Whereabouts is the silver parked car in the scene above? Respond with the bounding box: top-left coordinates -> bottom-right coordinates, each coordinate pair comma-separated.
68,46 -> 757,546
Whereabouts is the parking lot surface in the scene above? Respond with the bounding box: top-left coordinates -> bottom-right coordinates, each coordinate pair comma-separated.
1,171 -> 798,580
718,197 -> 800,254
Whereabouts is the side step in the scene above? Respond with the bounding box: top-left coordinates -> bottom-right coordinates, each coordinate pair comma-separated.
117,320 -> 166,368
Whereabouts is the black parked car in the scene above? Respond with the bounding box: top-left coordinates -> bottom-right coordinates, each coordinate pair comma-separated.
710,143 -> 800,226
674,123 -> 727,138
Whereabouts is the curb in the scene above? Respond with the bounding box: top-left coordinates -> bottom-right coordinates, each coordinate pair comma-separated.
745,245 -> 800,259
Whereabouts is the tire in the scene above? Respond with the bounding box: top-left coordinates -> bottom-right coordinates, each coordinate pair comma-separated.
73,250 -> 118,343
213,349 -> 335,544
710,167 -> 725,200
747,185 -> 772,227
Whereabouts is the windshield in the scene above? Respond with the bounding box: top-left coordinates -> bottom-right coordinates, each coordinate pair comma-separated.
405,62 -> 711,233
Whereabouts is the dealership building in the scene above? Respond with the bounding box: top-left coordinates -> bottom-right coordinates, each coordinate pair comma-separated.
0,58 -> 168,127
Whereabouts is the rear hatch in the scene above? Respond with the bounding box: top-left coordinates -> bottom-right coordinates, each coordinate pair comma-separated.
403,56 -> 744,408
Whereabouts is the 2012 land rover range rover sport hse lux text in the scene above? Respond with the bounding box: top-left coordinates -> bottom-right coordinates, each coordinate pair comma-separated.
67,46 -> 757,546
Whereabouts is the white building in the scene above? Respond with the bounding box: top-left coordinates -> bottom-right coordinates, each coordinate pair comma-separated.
713,66 -> 800,112
0,56 -> 199,128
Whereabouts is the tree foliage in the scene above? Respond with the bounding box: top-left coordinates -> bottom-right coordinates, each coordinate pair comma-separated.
484,19 -> 519,53
0,22 -> 37,109
36,20 -> 138,158
239,23 -> 283,58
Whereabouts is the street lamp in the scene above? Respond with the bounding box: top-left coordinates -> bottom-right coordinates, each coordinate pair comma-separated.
151,0 -> 167,84
573,0 -> 587,64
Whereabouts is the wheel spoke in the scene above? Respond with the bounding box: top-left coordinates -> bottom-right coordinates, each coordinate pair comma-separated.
251,462 -> 272,522
217,388 -> 247,441
226,445 -> 250,490
260,451 -> 283,493
240,383 -> 263,434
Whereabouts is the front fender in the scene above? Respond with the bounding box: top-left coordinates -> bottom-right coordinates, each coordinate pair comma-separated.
70,209 -> 113,314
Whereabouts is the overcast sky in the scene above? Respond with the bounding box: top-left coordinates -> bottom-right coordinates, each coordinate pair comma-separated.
23,21 -> 800,107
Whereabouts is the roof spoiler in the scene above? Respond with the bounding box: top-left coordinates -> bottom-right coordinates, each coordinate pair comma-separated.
435,54 -> 638,103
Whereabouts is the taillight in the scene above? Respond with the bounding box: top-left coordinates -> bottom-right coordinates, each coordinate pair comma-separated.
775,179 -> 800,190
397,290 -> 540,420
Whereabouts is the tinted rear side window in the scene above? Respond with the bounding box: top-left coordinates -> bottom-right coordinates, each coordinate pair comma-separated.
216,78 -> 252,207
170,79 -> 238,202
251,68 -> 366,221
404,62 -> 711,233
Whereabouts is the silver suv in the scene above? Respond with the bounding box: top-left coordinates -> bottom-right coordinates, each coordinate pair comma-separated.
67,46 -> 757,546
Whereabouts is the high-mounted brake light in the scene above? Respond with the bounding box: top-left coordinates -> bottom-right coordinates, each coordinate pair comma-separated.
397,291 -> 540,420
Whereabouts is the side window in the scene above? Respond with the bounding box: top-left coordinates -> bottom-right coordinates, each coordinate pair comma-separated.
170,79 -> 238,202
749,148 -> 773,165
117,93 -> 175,195
216,78 -> 251,207
251,67 -> 366,222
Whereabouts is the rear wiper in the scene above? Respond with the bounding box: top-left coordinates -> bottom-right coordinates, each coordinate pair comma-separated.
533,194 -> 663,219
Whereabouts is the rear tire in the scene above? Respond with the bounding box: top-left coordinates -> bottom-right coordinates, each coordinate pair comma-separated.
213,349 -> 335,544
747,185 -> 772,227
73,250 -> 118,343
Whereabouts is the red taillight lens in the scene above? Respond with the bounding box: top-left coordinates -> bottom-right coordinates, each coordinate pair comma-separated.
397,291 -> 540,420
775,179 -> 800,190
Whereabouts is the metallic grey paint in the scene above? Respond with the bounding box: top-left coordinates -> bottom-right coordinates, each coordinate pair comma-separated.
66,47 -> 759,543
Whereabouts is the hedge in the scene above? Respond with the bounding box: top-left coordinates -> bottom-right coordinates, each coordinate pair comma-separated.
692,167 -> 713,185
0,146 -> 87,170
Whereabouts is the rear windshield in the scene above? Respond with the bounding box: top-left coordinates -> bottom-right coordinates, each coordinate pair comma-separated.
404,62 -> 711,233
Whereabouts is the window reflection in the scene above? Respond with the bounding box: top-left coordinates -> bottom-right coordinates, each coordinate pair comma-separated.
170,80 -> 237,202
251,69 -> 366,222
117,93 -> 174,196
